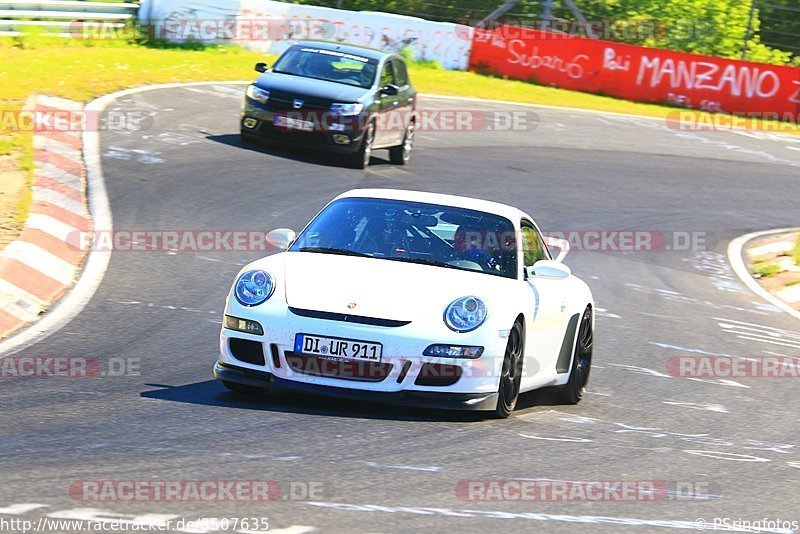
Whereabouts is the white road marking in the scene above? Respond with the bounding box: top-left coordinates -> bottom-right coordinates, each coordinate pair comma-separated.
348,460 -> 441,472
684,251 -> 747,294
683,450 -> 771,462
625,283 -> 773,315
0,503 -> 49,514
649,343 -> 731,356
518,434 -> 592,442
606,363 -> 671,378
743,440 -> 795,454
595,307 -> 621,318
663,401 -> 728,413
718,322 -> 800,341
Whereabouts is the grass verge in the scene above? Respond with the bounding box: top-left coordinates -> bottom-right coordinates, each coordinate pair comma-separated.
747,232 -> 800,311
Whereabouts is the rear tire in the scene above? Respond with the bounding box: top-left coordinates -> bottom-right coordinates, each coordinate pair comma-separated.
389,120 -> 415,165
558,307 -> 593,404
494,321 -> 524,418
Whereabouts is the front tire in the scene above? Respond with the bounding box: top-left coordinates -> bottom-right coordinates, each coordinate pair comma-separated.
349,122 -> 375,169
389,120 -> 415,165
240,131 -> 258,144
494,321 -> 524,418
558,307 -> 593,404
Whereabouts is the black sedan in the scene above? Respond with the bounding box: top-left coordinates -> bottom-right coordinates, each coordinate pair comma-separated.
240,40 -> 417,169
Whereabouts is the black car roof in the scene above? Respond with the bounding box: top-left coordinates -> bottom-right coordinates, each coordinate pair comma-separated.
292,40 -> 397,62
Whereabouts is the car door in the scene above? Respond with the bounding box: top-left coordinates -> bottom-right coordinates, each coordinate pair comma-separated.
520,221 -> 569,387
375,60 -> 403,148
391,58 -> 416,129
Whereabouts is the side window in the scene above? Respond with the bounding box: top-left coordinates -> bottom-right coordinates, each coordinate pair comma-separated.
393,60 -> 409,86
521,225 -> 547,267
380,62 -> 395,87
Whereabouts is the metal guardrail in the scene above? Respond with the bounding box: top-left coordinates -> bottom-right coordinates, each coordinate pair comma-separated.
0,0 -> 138,37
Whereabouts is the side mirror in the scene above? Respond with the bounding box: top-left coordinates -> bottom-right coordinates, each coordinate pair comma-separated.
266,228 -> 296,250
255,62 -> 268,73
527,260 -> 571,279
381,84 -> 400,96
543,235 -> 570,263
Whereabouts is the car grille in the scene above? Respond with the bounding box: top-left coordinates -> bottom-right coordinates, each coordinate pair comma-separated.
285,352 -> 393,382
288,307 -> 411,328
265,96 -> 330,112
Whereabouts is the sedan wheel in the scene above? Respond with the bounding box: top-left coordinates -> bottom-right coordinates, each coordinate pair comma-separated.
559,307 -> 593,404
389,120 -> 415,165
350,122 -> 375,169
495,321 -> 524,418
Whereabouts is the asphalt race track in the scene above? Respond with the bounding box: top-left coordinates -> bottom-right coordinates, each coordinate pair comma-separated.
3,84 -> 800,533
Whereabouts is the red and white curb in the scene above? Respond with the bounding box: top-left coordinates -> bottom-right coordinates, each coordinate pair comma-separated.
728,228 -> 800,322
0,96 -> 91,338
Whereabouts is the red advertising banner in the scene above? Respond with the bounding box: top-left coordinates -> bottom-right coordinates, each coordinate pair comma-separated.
469,27 -> 800,121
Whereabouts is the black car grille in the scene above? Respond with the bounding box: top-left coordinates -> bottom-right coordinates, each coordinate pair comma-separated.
285,352 -> 393,382
229,338 -> 265,366
265,96 -> 330,112
288,307 -> 411,328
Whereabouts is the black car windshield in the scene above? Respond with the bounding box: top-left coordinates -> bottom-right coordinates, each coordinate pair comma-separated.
272,46 -> 379,89
290,197 -> 518,279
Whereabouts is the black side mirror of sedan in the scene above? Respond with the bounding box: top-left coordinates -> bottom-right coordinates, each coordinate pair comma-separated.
381,84 -> 400,96
255,62 -> 268,73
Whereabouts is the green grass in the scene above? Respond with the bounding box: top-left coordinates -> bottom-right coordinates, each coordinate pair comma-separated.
753,263 -> 782,279
791,234 -> 800,266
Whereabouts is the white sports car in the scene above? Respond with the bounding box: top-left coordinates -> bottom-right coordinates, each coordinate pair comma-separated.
214,189 -> 594,418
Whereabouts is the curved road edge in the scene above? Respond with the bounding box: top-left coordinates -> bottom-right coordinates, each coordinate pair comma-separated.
728,228 -> 800,322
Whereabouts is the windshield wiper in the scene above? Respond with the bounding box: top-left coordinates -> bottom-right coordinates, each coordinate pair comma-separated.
385,257 -> 463,270
298,247 -> 372,258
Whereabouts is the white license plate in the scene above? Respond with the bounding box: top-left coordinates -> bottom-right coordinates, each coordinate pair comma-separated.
294,334 -> 382,362
274,115 -> 314,131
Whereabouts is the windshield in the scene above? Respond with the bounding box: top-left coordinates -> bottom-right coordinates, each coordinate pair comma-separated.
290,197 -> 518,279
272,46 -> 379,89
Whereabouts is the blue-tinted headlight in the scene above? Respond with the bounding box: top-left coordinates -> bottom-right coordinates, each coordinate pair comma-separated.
444,296 -> 487,332
235,270 -> 274,307
246,84 -> 270,104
